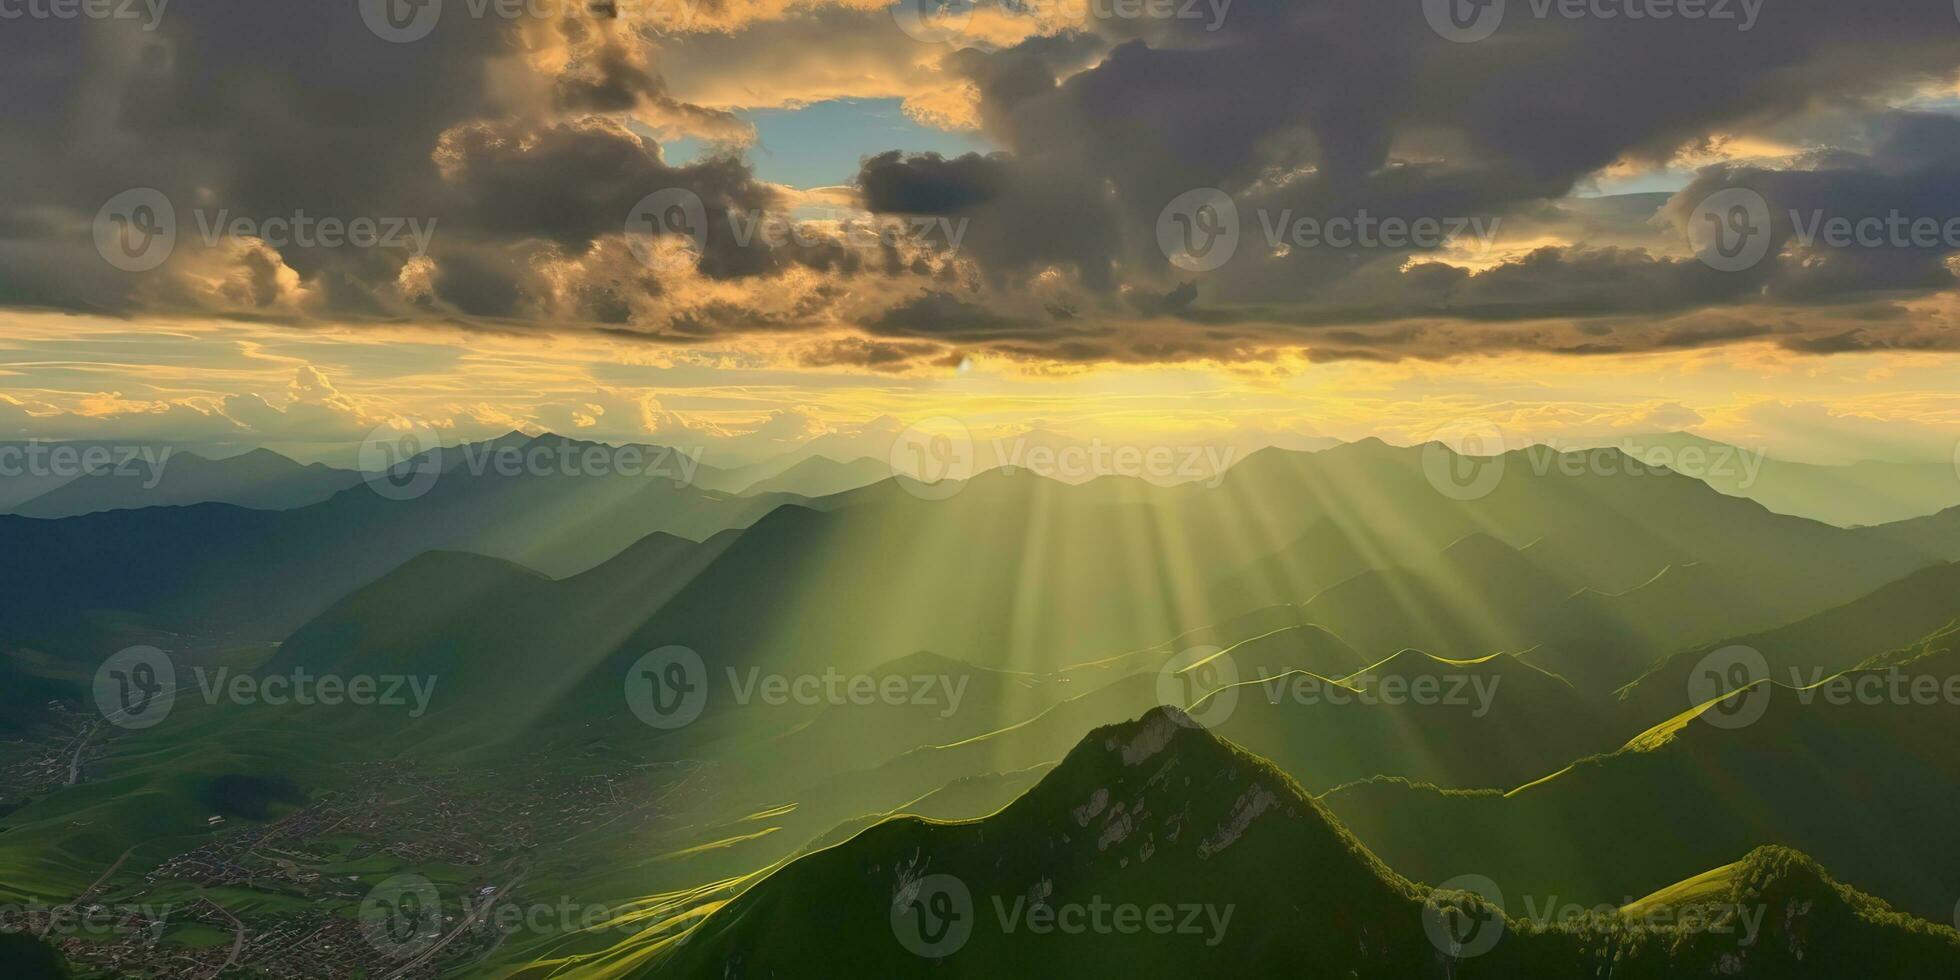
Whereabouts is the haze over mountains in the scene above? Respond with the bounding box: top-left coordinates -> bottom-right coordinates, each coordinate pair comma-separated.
4,427 -> 1960,978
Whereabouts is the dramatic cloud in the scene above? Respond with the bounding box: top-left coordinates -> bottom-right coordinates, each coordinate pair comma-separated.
3,0 -> 1959,365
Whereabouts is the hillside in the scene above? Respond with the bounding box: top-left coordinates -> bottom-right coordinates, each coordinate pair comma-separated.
645,710 -> 1960,978
1205,650 -> 1620,793
1613,561 -> 1960,728
11,448 -> 364,518
0,434 -> 791,660
739,455 -> 895,498
1579,432 -> 1960,527
1326,648 -> 1960,920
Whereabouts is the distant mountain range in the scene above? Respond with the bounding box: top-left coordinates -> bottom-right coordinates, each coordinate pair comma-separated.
9,447 -> 365,518
1567,431 -> 1960,527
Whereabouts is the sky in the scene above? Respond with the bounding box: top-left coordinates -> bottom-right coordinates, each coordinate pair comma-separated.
3,1 -> 1960,467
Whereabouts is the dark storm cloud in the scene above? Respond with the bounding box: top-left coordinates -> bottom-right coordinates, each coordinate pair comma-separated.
6,0 -> 1960,363
0,1 -> 853,333
850,1 -> 1960,360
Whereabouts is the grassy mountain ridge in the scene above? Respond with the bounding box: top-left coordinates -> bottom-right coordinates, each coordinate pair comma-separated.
1612,560 -> 1960,727
1326,647 -> 1960,920
642,709 -> 1960,978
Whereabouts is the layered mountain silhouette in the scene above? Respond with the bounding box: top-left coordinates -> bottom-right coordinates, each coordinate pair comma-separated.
1326,647 -> 1960,920
1578,432 -> 1960,527
9,448 -> 363,518
1612,561 -> 1960,728
646,710 -> 1960,978
0,434 -> 790,659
